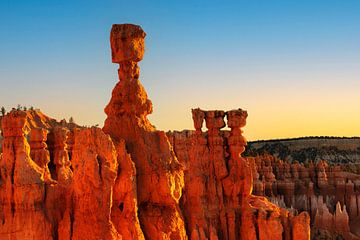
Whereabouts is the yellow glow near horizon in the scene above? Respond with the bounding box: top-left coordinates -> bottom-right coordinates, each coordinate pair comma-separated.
146,78 -> 360,141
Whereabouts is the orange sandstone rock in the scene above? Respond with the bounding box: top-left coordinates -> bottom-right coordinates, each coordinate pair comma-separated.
0,110 -> 52,239
29,127 -> 52,181
103,23 -> 186,239
111,140 -> 144,240
69,128 -> 121,240
249,153 -> 360,239
292,212 -> 310,240
110,24 -> 146,63
51,126 -> 72,184
168,108 -> 311,240
0,23 -> 313,240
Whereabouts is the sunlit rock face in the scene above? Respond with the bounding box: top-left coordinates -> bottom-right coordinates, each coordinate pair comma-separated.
168,108 -> 310,240
0,23 -> 311,240
0,111 -> 52,240
103,23 -> 186,240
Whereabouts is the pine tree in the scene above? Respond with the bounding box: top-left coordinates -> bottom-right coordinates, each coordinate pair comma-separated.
69,117 -> 74,124
1,106 -> 5,116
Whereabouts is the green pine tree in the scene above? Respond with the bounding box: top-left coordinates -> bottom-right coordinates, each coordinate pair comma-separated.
1,106 -> 6,116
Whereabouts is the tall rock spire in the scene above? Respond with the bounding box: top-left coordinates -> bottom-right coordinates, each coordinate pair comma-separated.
103,24 -> 186,240
104,24 -> 153,133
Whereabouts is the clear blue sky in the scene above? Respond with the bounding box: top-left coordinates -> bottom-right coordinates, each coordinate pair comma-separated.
1,0 -> 360,140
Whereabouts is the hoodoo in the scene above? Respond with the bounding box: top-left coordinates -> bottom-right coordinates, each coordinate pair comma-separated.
168,108 -> 311,240
103,23 -> 186,239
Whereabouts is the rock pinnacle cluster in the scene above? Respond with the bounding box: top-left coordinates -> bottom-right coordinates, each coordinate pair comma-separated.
0,24 -> 311,240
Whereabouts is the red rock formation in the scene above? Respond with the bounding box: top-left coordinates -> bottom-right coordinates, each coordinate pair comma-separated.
292,212 -> 311,240
248,154 -> 360,239
0,23 -> 312,240
111,140 -> 144,240
29,127 -> 52,182
103,24 -> 186,239
69,128 -> 121,240
0,111 -> 52,239
168,108 -> 311,240
51,126 -> 72,184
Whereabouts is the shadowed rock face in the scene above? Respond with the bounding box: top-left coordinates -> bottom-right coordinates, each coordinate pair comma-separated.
0,24 -> 311,240
245,154 -> 360,239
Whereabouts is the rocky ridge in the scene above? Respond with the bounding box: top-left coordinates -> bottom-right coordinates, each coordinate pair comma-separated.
245,137 -> 360,164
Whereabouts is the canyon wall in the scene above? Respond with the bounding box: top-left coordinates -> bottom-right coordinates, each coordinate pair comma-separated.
0,24 -> 310,240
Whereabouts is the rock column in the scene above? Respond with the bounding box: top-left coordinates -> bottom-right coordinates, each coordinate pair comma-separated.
103,24 -> 186,240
